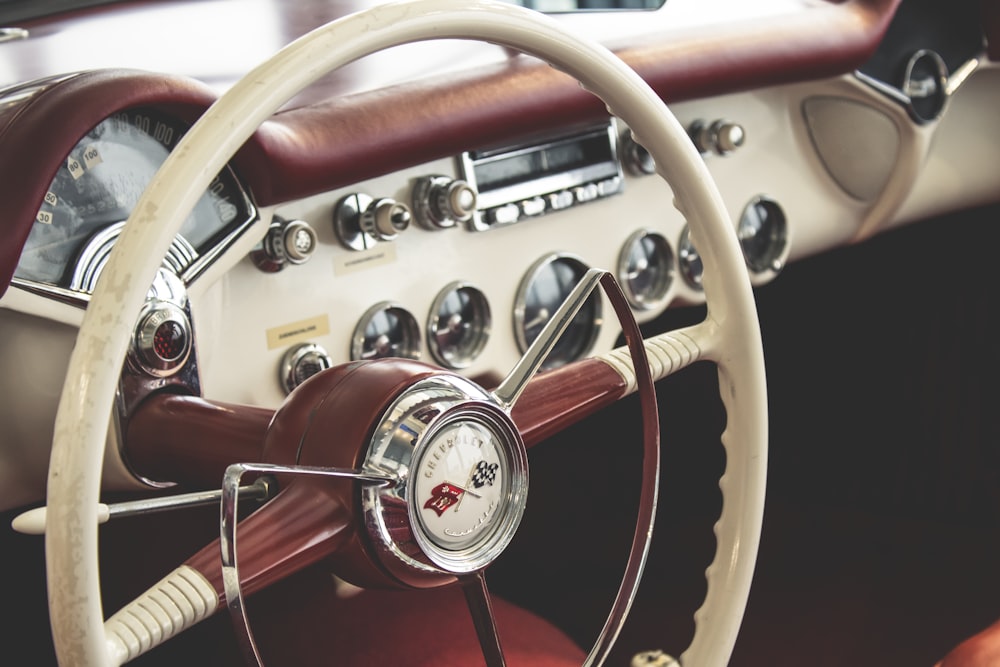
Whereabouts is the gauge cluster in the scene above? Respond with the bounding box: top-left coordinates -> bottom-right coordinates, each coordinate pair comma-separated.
4,106 -> 795,408
11,107 -> 256,302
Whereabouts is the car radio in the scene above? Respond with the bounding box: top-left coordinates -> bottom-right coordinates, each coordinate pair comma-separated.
459,123 -> 623,232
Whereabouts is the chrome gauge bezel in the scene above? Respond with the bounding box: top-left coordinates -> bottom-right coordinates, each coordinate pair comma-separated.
350,301 -> 422,361
361,375 -> 528,579
513,253 -> 602,370
737,195 -> 790,279
617,228 -> 674,311
427,282 -> 491,369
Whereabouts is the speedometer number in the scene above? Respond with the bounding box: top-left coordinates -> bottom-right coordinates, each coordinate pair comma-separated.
66,156 -> 85,180
37,191 -> 58,224
152,123 -> 174,145
82,145 -> 102,170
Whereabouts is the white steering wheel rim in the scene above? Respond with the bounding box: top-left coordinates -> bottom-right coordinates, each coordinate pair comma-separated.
45,1 -> 767,665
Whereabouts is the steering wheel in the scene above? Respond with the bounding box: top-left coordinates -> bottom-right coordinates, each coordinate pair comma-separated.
44,1 -> 767,665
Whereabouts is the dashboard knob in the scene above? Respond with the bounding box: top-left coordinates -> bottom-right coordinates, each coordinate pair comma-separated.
250,217 -> 317,272
280,343 -> 333,394
282,219 -> 318,263
713,120 -> 745,154
413,175 -> 478,229
361,198 -> 411,241
688,119 -> 745,156
335,193 -> 411,250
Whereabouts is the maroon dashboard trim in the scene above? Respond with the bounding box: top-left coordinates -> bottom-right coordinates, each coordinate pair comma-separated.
0,0 -> 901,297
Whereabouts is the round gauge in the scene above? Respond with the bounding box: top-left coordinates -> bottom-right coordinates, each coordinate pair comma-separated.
738,196 -> 788,275
678,226 -> 704,290
412,419 -> 509,552
351,302 -> 421,361
427,283 -> 491,369
617,229 -> 674,310
14,107 -> 254,291
514,254 -> 602,370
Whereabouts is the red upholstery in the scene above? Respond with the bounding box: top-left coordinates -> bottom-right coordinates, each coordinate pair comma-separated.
251,572 -> 587,666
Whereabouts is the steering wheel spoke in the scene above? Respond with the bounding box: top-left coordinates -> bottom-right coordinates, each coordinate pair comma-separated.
461,572 -> 508,667
493,268 -> 606,410
100,471 -> 373,664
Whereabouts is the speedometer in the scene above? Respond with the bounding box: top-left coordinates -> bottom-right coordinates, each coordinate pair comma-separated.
13,108 -> 255,294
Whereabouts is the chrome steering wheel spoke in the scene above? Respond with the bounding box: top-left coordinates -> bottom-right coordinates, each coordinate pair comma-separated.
219,462 -> 393,666
492,268 -> 605,410
461,572 -> 508,667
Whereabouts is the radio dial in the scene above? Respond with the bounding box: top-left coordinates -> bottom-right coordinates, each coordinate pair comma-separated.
413,176 -> 477,229
439,179 -> 476,222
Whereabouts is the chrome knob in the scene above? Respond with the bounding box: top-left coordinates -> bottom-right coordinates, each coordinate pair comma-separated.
251,217 -> 318,272
280,343 -> 333,394
335,193 -> 411,250
689,119 -> 745,156
413,175 -> 478,229
282,220 -> 318,263
713,121 -> 745,154
361,198 -> 411,241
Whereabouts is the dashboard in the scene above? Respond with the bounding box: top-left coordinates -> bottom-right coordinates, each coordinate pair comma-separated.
0,0 -> 999,664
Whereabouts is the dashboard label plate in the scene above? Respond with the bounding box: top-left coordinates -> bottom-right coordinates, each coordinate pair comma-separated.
333,244 -> 397,276
266,315 -> 330,350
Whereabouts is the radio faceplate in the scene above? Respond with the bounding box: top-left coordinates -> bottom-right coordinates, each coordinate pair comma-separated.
459,123 -> 623,232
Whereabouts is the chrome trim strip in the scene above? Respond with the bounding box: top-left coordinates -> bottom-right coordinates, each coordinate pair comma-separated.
853,70 -> 911,105
179,174 -> 258,284
946,56 -> 981,96
9,278 -> 89,307
0,27 -> 29,43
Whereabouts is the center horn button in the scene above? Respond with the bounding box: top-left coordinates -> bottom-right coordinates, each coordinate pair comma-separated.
261,359 -> 528,589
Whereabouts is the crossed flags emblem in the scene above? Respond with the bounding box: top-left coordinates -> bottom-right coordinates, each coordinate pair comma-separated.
423,460 -> 499,517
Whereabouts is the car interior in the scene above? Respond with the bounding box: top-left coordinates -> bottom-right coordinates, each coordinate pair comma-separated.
0,0 -> 997,665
